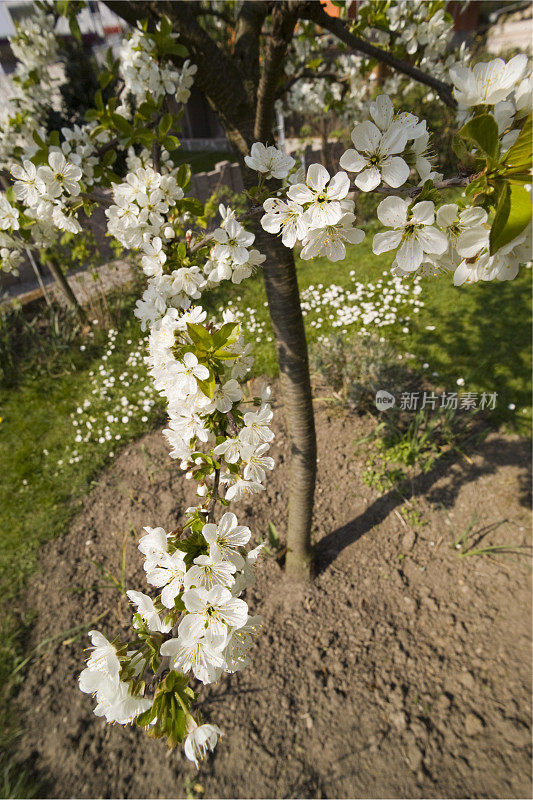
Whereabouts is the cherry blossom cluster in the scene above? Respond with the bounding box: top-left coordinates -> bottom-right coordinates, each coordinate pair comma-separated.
450,54 -> 531,149
0,8 -> 61,171
80,506 -> 265,767
119,25 -> 197,107
0,193 -> 22,275
106,166 -> 184,251
339,95 -> 434,190
60,23 -> 275,767
256,161 -> 365,262
260,72 -> 532,284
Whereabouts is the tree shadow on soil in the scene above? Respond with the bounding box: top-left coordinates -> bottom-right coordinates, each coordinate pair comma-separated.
315,433 -> 531,574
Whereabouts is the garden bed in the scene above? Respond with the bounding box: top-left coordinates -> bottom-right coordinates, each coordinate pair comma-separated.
14,387 -> 532,799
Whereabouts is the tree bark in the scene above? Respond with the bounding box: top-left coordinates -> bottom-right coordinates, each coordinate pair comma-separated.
46,257 -> 86,321
256,229 -> 316,578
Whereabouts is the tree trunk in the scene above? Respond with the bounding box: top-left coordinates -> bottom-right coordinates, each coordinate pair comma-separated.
256,228 -> 316,578
46,257 -> 86,322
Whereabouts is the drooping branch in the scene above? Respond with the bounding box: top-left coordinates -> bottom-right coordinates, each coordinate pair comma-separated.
298,1 -> 457,109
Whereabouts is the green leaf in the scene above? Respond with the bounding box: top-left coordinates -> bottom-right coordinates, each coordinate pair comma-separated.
111,113 -> 132,136
489,182 -> 532,255
102,150 -> 117,167
267,521 -> 280,550
212,322 -> 239,350
98,70 -> 114,90
197,370 -> 216,400
176,163 -> 191,189
179,197 -> 204,216
135,129 -> 154,147
460,113 -> 499,160
136,705 -> 157,727
69,13 -> 82,43
186,322 -> 213,350
162,135 -> 181,151
158,114 -> 174,138
502,113 -> 532,175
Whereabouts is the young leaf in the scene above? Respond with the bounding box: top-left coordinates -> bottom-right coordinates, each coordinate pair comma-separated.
267,521 -> 280,550
489,182 -> 532,255
158,114 -> 174,138
186,322 -> 213,350
460,113 -> 499,160
197,370 -> 216,400
501,113 -> 532,176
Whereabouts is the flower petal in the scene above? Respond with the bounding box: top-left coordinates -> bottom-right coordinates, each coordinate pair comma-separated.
381,156 -> 410,188
372,229 -> 403,254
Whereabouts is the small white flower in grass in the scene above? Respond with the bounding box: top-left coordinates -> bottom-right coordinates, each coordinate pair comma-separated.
212,218 -> 254,265
38,151 -> 82,197
244,142 -> 295,179
340,119 -> 410,191
450,54 -> 528,108
178,585 -> 248,641
183,721 -> 223,768
261,197 -> 308,247
287,164 -> 350,228
240,443 -> 275,483
373,196 -> 448,272
202,512 -> 251,565
85,630 -> 120,678
184,554 -> 237,591
126,589 -> 172,633
300,213 -> 365,261
145,550 -> 187,608
160,634 -> 226,685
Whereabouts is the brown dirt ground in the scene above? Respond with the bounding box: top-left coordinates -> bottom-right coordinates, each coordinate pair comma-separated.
15,385 -> 532,799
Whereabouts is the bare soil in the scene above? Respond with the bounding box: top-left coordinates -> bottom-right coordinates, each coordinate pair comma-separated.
16,387 -> 532,799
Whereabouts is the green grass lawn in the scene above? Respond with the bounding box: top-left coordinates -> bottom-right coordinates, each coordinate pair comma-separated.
0,232 -> 531,763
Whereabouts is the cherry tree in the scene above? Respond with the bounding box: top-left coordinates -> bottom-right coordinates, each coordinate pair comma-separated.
0,0 -> 530,768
